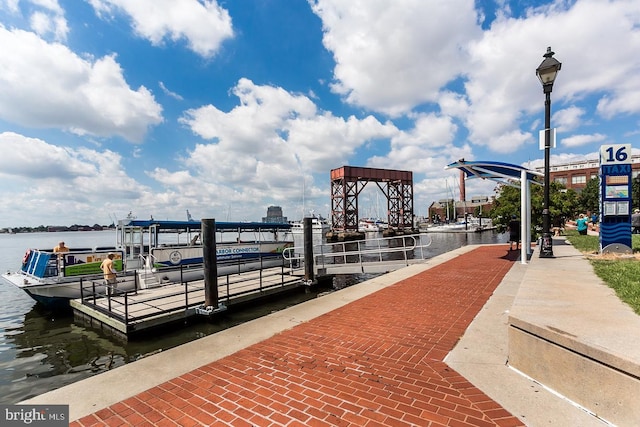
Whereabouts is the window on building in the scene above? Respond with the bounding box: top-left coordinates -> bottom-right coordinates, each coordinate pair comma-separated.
554,176 -> 568,185
571,175 -> 586,185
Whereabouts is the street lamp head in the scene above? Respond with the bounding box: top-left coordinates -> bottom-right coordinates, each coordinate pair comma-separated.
536,47 -> 562,92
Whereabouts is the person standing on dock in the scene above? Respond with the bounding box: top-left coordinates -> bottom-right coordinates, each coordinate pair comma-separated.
100,253 -> 117,295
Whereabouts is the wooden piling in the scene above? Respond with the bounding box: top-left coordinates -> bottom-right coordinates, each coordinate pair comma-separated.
303,217 -> 315,284
202,218 -> 218,307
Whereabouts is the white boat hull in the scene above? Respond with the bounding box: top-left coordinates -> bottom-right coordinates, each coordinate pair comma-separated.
1,271 -> 137,308
358,220 -> 381,233
424,221 -> 495,233
290,217 -> 330,234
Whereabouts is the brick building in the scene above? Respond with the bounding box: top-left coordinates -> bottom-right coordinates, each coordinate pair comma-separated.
534,154 -> 640,192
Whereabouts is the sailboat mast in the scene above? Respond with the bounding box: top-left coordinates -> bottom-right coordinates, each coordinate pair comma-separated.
301,177 -> 305,219
445,179 -> 450,221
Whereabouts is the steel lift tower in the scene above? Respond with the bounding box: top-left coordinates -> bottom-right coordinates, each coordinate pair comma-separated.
330,166 -> 414,232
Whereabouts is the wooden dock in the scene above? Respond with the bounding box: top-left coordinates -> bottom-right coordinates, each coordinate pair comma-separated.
71,266 -> 305,339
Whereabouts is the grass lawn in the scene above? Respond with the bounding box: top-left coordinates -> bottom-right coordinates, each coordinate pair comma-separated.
565,231 -> 640,315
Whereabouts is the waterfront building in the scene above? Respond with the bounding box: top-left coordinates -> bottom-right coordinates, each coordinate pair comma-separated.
428,196 -> 494,223
533,154 -> 640,192
262,205 -> 288,223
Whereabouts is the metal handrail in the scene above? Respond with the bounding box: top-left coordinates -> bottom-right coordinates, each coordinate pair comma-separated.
282,233 -> 432,272
78,257 -> 298,325
138,253 -> 159,270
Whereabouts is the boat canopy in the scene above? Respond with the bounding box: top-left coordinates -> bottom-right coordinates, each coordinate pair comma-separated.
119,219 -> 291,231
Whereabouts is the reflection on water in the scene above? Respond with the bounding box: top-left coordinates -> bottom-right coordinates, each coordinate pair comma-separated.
2,305 -> 128,403
0,230 -> 507,404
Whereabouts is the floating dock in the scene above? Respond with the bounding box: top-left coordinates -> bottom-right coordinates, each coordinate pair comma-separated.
71,266 -> 305,340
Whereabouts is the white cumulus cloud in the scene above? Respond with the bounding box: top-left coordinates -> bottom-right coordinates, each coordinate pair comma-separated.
88,0 -> 234,58
0,26 -> 163,142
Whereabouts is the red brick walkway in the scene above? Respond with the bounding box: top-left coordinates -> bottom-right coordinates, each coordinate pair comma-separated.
73,245 -> 523,426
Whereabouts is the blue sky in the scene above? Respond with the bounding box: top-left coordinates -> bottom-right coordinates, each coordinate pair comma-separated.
0,0 -> 639,227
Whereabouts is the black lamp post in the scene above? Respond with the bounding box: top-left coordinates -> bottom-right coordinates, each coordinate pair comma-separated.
536,47 -> 562,258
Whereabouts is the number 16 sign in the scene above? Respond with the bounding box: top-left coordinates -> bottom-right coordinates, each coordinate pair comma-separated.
600,144 -> 631,165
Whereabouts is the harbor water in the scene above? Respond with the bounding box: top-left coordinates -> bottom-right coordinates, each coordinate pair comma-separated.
0,229 -> 507,404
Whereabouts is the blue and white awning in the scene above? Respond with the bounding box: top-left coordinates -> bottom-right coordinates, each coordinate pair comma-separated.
445,160 -> 542,187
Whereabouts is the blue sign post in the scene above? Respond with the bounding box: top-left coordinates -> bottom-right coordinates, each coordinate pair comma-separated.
599,144 -> 632,253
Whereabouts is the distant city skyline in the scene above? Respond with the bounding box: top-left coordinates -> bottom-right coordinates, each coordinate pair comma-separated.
1,1 -> 639,227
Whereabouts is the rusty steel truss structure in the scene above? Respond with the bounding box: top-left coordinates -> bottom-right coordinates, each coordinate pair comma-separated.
330,166 -> 414,232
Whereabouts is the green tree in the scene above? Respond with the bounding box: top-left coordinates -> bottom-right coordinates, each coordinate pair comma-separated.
578,177 -> 599,214
550,184 -> 579,225
489,184 -> 521,233
489,179 -> 578,238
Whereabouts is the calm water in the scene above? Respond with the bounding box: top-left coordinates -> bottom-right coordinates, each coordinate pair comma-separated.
0,229 -> 507,404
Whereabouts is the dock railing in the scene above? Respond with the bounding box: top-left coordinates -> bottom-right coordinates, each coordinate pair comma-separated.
77,256 -> 301,328
282,233 -> 432,275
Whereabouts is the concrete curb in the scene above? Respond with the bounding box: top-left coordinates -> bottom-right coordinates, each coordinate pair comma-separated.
446,245 -> 607,426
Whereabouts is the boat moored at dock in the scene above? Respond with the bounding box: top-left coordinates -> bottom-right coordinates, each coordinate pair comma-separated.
423,216 -> 494,233
289,214 -> 330,234
358,218 -> 382,232
1,219 -> 293,308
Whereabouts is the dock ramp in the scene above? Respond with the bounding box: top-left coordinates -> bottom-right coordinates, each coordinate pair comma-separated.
283,233 -> 432,276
